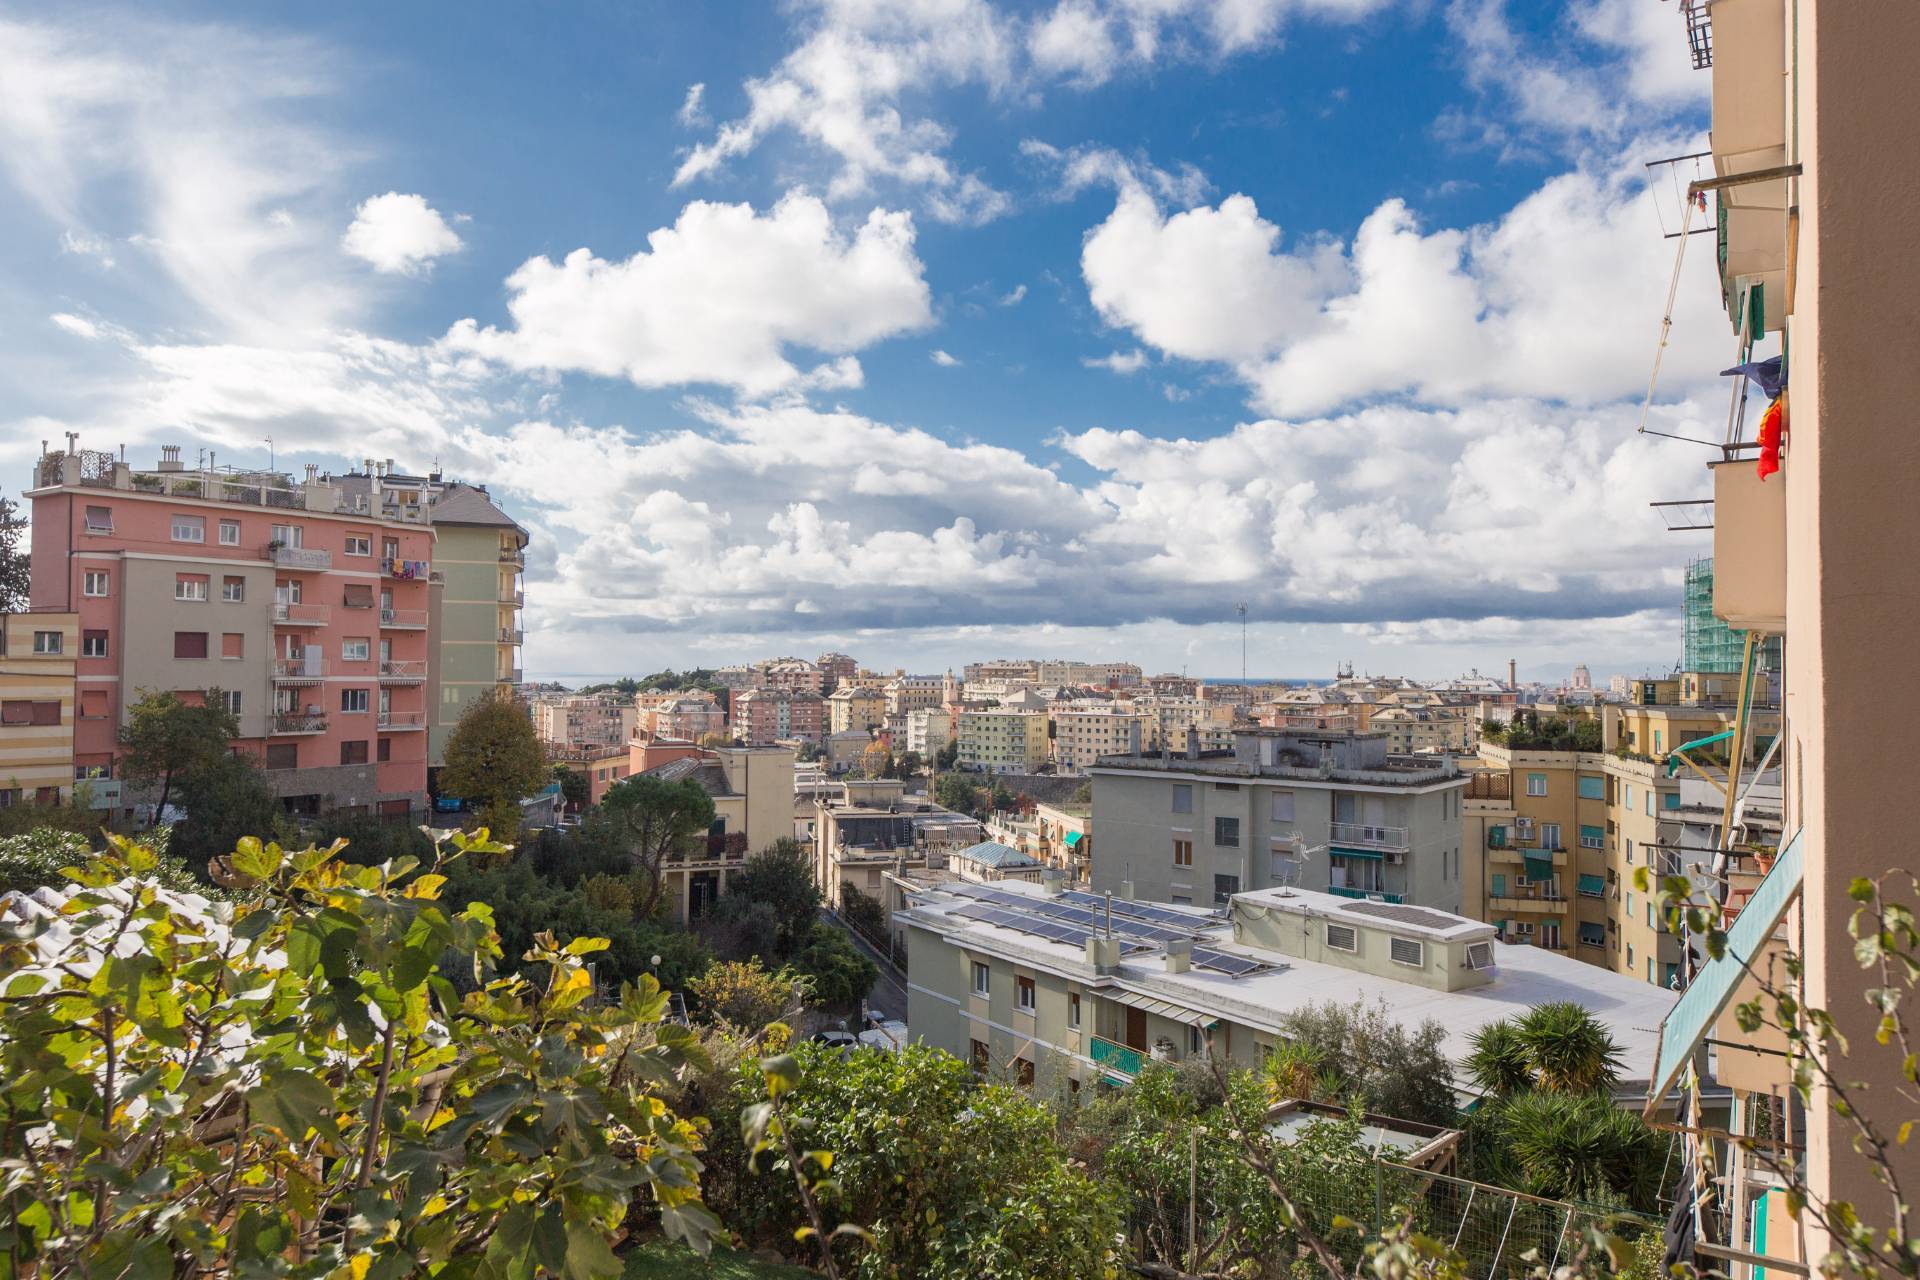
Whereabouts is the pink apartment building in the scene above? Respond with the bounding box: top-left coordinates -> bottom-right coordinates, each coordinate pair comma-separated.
27,443 -> 434,818
732,687 -> 824,745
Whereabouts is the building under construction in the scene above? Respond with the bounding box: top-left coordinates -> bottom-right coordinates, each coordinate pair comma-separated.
1683,558 -> 1748,673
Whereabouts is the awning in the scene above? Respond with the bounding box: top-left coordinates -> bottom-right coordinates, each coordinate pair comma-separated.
1330,846 -> 1385,861
1104,988 -> 1213,1027
1646,827 -> 1804,1107
1577,873 -> 1606,895
1579,922 -> 1606,946
1523,853 -> 1554,881
1063,831 -> 1083,848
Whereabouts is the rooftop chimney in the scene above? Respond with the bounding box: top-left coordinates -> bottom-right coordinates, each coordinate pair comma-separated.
1041,868 -> 1066,896
1184,727 -> 1200,759
1084,934 -> 1121,974
1164,938 -> 1192,974
1508,658 -> 1518,689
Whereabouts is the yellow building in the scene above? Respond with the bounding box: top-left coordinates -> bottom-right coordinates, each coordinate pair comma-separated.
957,707 -> 1049,774
827,685 -> 886,736
0,612 -> 79,806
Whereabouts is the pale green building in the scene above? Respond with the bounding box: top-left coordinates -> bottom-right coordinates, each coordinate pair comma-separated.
426,483 -> 527,764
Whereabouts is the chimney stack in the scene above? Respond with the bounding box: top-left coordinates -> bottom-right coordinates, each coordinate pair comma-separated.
1508,658 -> 1518,689
1164,938 -> 1192,973
1041,867 -> 1066,896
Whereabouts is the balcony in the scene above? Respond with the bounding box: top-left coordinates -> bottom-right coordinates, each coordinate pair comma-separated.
271,712 -> 328,735
272,602 -> 330,626
1328,885 -> 1406,905
382,558 -> 430,581
377,711 -> 426,731
507,667 -> 524,683
1489,893 -> 1568,913
1328,821 -> 1409,852
268,544 -> 331,571
378,660 -> 427,683
500,627 -> 525,645
499,546 -> 524,566
1090,1036 -> 1143,1081
380,607 -> 427,629
272,655 -> 328,683
499,587 -> 524,607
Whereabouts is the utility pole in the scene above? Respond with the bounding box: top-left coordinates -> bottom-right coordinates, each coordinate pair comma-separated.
1235,603 -> 1248,684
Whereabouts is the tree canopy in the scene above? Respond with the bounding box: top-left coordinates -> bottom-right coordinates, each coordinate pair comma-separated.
439,691 -> 549,838
595,773 -> 718,919
0,496 -> 26,613
118,689 -> 243,825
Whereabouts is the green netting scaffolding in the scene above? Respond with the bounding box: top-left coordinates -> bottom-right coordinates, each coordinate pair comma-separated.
1684,558 -> 1747,674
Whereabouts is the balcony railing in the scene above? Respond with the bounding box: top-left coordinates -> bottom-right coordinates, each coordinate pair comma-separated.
272,656 -> 328,682
377,711 -> 426,731
382,558 -> 430,580
499,588 -> 524,607
1328,885 -> 1405,904
268,544 -> 331,571
272,602 -> 330,626
507,667 -> 524,683
378,660 -> 427,682
499,547 -> 524,565
1090,1036 -> 1143,1081
271,712 -> 328,735
500,627 -> 525,645
380,607 -> 427,629
1328,821 -> 1410,851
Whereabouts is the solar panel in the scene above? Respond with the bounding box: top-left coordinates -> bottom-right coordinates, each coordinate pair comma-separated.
1191,948 -> 1275,978
1058,889 -> 1216,930
949,899 -> 1150,953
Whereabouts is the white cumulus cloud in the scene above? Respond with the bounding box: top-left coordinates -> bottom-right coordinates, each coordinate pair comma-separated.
930,348 -> 961,367
342,192 -> 464,277
443,191 -> 933,398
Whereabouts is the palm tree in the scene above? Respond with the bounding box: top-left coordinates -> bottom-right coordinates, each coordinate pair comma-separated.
1466,1021 -> 1533,1099
1499,1091 -> 1668,1211
1467,1003 -> 1624,1097
1262,1041 -> 1331,1103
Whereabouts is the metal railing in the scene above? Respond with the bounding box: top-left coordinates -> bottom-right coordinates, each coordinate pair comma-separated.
498,547 -> 524,565
1328,885 -> 1406,904
272,602 -> 330,626
1328,820 -> 1410,851
500,588 -> 524,607
377,711 -> 425,730
1090,1036 -> 1143,1080
267,544 -> 331,571
383,559 -> 430,580
379,607 -> 427,628
507,667 -> 524,683
272,656 -> 328,681
271,712 -> 328,735
378,660 -> 427,681
499,627 -> 525,645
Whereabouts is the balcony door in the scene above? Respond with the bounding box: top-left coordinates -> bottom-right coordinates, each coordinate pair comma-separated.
1125,1006 -> 1147,1051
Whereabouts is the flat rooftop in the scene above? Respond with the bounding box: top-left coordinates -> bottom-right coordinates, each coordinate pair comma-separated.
901,878 -> 1676,1088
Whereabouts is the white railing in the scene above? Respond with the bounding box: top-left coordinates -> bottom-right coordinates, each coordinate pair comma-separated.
378,660 -> 427,681
268,545 -> 331,571
1328,821 -> 1410,851
272,655 -> 328,680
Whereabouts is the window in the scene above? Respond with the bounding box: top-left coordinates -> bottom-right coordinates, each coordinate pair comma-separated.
270,524 -> 303,548
341,638 -> 370,662
1068,991 -> 1081,1029
218,519 -> 240,546
340,740 -> 369,766
173,632 -> 208,660
1625,838 -> 1634,865
970,1039 -> 989,1072
223,577 -> 245,602
1646,791 -> 1654,817
81,630 -> 108,658
971,961 -> 989,996
1577,775 -> 1604,800
1187,1025 -> 1205,1056
1325,923 -> 1358,952
83,571 -> 109,597
265,743 -> 298,770
342,583 -> 374,609
1213,873 -> 1239,905
1664,791 -> 1682,810
175,574 -> 208,602
79,689 -> 109,719
1525,772 -> 1547,796
1490,873 -> 1506,897
1541,921 -> 1562,949
344,535 -> 371,556
1622,783 -> 1633,810
1465,941 -> 1495,970
1172,838 -> 1193,867
1213,816 -> 1239,847
1270,790 -> 1295,822
1171,783 -> 1192,813
32,631 -> 62,655
1,701 -> 60,726
221,690 -> 243,716
1540,822 -> 1561,850
1580,825 -> 1604,849
221,633 -> 243,659
84,505 -> 113,533
340,688 -> 369,713
1627,943 -> 1635,969
377,736 -> 391,763
1015,975 -> 1035,1012
1389,937 -> 1425,967
382,536 -> 399,561
1014,1057 -> 1034,1087
171,514 -> 205,543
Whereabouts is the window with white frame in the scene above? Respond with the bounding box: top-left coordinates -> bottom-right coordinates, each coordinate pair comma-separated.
1015,975 -> 1035,1012
84,505 -> 113,533
1540,822 -> 1561,850
340,688 -> 370,714
1525,772 -> 1547,796
32,631 -> 62,655
221,689 -> 243,716
175,575 -> 208,602
1068,991 -> 1081,1028
971,961 -> 989,996
344,535 -> 370,556
171,514 -> 205,543
222,577 -> 245,603
341,638 -> 370,662
218,520 -> 240,546
271,524 -> 303,548
83,571 -> 109,597
82,631 -> 108,658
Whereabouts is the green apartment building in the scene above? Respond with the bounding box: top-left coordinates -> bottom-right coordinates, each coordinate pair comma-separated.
426,483 -> 527,763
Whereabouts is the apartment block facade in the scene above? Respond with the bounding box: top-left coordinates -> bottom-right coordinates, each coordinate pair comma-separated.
420,483 -> 528,760
1089,729 -> 1468,911
1050,703 -> 1147,774
731,687 -> 825,745
957,707 -> 1049,773
28,446 -> 434,815
827,685 -> 886,736
532,695 -> 637,750
0,612 -> 79,807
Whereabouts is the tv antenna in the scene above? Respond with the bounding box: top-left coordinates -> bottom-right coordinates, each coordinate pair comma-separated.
1272,836 -> 1307,897
1235,602 -> 1248,683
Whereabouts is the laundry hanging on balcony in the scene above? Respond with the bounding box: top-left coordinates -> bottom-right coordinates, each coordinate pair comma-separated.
386,557 -> 428,580
1722,356 -> 1789,480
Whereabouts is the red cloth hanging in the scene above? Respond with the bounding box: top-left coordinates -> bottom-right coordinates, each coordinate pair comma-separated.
1756,392 -> 1787,480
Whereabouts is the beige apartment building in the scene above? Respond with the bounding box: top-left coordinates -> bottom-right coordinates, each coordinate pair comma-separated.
629,745 -> 794,922
827,684 -> 886,736
1050,702 -> 1147,774
883,674 -> 944,717
899,877 -> 1676,1102
957,707 -> 1049,773
0,612 -> 79,807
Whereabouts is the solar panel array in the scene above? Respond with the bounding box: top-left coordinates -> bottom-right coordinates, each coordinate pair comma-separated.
1191,948 -> 1274,978
948,901 -> 1153,954
946,884 -> 1278,978
951,884 -> 1199,944
1058,889 -> 1217,929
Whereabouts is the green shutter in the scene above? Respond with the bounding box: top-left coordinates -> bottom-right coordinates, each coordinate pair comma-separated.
1577,873 -> 1605,895
1577,776 -> 1604,800
1523,853 -> 1554,882
1490,874 -> 1506,897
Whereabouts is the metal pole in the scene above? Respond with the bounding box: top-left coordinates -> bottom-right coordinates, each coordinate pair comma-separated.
1105,890 -> 1113,938
1188,1126 -> 1198,1274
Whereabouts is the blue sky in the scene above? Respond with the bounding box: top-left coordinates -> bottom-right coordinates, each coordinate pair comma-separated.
0,0 -> 1737,682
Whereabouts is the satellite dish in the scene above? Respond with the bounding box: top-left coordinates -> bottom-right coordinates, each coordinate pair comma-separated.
1272,837 -> 1307,897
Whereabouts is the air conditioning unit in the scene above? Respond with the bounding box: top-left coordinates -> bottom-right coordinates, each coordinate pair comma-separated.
1385,851 -> 1405,865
